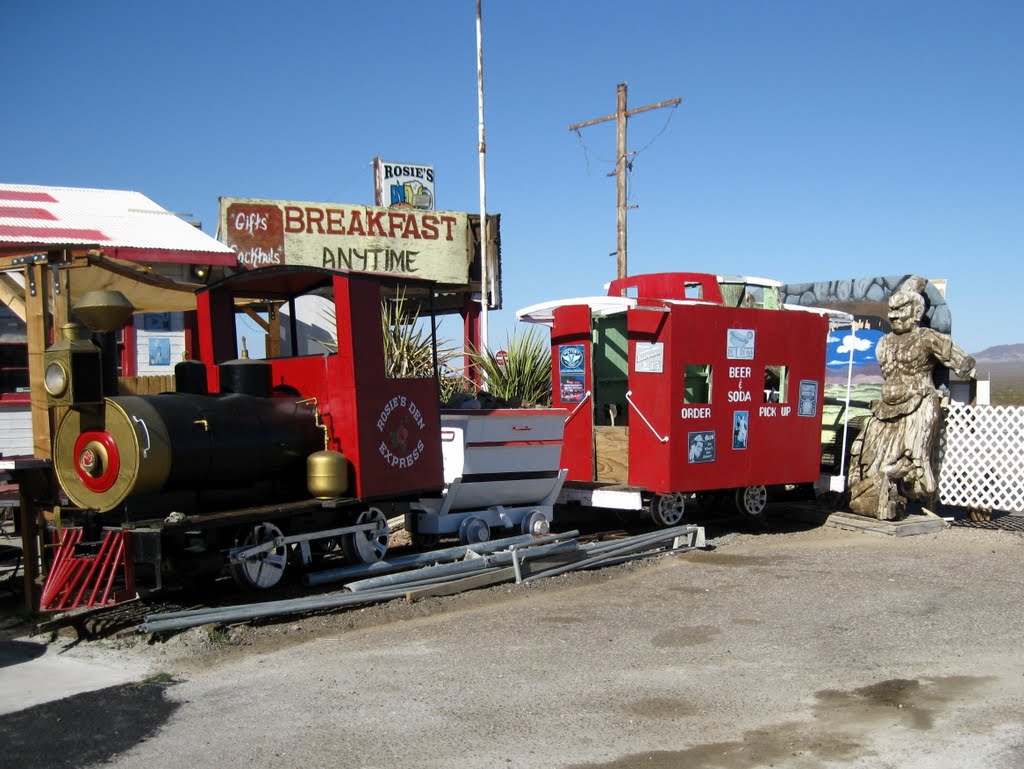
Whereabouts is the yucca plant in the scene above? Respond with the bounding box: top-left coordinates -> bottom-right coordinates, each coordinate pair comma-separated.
381,292 -> 436,378
467,327 -> 552,407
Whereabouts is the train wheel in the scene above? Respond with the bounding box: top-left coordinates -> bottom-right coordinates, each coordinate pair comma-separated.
649,493 -> 687,527
521,510 -> 550,536
734,485 -> 768,522
230,522 -> 288,590
342,508 -> 389,564
459,515 -> 491,546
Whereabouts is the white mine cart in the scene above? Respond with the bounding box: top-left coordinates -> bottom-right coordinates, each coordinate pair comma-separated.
408,408 -> 568,547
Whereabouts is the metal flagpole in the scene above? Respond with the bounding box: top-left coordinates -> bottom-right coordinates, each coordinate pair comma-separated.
476,0 -> 489,355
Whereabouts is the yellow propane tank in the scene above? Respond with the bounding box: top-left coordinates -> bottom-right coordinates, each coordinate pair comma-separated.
307,450 -> 350,499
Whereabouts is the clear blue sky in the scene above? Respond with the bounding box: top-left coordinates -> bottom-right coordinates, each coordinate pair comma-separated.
3,0 -> 1021,354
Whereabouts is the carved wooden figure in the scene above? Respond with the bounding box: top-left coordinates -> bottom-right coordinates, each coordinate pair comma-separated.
847,276 -> 975,520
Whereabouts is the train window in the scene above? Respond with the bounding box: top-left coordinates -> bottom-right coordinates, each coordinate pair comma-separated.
720,282 -> 782,310
764,365 -> 789,403
278,294 -> 338,357
684,363 -> 713,404
382,290 -> 437,379
684,282 -> 703,300
231,287 -> 339,361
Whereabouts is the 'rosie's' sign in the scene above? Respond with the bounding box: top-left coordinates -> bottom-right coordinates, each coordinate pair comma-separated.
219,197 -> 469,284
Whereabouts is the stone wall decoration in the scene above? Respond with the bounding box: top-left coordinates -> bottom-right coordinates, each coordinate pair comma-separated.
782,274 -> 953,387
844,276 -> 975,520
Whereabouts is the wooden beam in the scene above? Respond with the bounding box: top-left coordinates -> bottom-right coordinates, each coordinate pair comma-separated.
241,305 -> 271,332
48,263 -> 72,429
404,566 -> 517,602
0,272 -> 27,322
49,262 -> 71,333
16,464 -> 55,612
0,253 -> 47,271
266,303 -> 282,358
24,261 -> 52,459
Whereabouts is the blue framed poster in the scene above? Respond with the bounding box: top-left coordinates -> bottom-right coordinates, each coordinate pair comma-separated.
732,410 -> 749,450
559,344 -> 586,403
726,328 -> 755,360
687,430 -> 716,463
148,337 -> 171,366
798,380 -> 819,417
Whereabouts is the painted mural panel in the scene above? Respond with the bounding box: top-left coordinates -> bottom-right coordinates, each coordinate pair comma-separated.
783,275 -> 951,386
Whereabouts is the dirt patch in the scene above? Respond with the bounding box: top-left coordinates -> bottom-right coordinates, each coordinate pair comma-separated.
651,625 -> 720,648
814,675 -> 996,732
623,697 -> 699,719
683,552 -> 786,568
571,676 -> 1000,769
564,722 -> 865,769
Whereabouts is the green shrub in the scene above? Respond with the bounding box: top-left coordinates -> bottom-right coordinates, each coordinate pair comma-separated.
466,328 -> 552,407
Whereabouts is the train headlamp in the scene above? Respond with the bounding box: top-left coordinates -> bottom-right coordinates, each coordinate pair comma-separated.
43,323 -> 103,408
44,361 -> 69,397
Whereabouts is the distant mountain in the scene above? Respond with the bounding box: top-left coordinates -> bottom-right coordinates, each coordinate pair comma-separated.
973,343 -> 1024,363
969,345 -> 1024,405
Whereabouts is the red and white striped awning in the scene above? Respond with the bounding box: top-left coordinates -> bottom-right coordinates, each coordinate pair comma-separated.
0,183 -> 235,265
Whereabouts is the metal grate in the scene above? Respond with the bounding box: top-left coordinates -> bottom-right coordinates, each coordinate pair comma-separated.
939,404 -> 1024,513
40,528 -> 135,612
950,514 -> 1024,532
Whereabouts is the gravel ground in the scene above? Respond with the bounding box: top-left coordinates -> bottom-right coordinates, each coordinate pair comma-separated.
3,516 -> 1024,769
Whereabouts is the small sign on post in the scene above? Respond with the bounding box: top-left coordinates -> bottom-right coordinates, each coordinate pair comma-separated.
373,158 -> 435,210
495,349 -> 509,370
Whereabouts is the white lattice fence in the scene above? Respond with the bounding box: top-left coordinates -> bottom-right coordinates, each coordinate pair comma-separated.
939,404 -> 1024,513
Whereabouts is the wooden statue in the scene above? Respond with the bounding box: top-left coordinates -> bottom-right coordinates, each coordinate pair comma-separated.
847,276 -> 976,520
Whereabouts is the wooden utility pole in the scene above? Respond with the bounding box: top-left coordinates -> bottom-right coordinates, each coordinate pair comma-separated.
569,83 -> 681,279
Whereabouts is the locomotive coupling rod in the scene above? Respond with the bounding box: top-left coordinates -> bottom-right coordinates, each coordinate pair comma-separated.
229,521 -> 384,562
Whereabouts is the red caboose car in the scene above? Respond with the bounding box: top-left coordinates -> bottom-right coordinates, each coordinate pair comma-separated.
518,272 -> 830,524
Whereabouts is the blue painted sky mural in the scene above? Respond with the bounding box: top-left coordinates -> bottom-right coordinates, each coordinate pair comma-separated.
827,329 -> 883,369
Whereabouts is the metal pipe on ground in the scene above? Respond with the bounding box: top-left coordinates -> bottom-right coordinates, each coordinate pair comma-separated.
142,532 -> 585,626
580,525 -> 698,556
140,528 -> 699,634
345,540 -> 580,593
524,527 -> 699,583
303,534 -> 531,587
140,585 -> 417,634
303,530 -> 580,587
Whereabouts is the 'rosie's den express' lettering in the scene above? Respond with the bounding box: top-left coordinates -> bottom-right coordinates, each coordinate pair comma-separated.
284,207 -> 457,241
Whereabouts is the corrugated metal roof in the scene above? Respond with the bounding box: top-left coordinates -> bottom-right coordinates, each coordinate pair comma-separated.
0,183 -> 232,255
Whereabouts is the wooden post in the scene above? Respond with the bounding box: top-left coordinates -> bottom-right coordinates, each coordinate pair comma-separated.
569,85 -> 682,280
616,83 -> 628,280
49,258 -> 72,429
18,477 -> 40,610
23,258 -> 53,460
14,463 -> 55,611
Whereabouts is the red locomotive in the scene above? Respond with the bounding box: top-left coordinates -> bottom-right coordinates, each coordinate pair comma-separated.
41,266 -> 448,606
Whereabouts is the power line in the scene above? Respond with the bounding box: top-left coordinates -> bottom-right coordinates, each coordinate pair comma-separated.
568,84 -> 682,278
